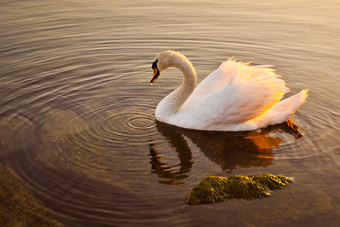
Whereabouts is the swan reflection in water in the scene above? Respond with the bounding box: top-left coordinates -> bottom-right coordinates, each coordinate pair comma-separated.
149,119 -> 303,185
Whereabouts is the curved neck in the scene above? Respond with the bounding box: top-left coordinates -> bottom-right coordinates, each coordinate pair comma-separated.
173,60 -> 197,111
157,54 -> 197,117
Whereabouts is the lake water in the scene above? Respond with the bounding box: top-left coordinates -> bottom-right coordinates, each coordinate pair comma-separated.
1,0 -> 340,226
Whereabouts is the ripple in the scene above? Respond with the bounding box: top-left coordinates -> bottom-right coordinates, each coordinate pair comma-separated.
0,113 -> 38,159
127,115 -> 155,129
102,112 -> 156,134
89,110 -> 158,147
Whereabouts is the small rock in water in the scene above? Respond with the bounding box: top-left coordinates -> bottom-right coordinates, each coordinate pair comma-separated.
187,174 -> 293,205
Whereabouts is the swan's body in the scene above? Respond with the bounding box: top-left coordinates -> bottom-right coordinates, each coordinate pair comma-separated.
150,50 -> 308,131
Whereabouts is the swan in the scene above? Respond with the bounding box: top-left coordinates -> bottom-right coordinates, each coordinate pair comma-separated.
150,50 -> 308,131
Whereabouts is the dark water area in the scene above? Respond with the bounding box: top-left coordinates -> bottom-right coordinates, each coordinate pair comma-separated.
1,0 -> 340,226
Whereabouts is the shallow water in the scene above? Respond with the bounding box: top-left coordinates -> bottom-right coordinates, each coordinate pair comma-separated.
1,0 -> 340,226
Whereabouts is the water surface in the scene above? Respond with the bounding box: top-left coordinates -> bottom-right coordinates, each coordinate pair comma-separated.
1,0 -> 340,226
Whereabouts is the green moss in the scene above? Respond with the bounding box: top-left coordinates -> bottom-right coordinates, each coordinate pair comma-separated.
187,174 -> 293,205
0,164 -> 62,226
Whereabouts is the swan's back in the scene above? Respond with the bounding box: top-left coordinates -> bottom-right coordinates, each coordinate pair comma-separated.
178,60 -> 306,131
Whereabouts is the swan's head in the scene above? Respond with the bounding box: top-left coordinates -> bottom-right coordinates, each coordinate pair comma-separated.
150,50 -> 178,84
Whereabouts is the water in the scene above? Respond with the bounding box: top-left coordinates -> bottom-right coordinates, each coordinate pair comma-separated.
1,0 -> 340,226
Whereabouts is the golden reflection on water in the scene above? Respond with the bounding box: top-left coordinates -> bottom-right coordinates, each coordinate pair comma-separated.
151,118 -> 303,184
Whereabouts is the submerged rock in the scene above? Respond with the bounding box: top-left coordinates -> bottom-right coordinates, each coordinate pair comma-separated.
187,174 -> 292,205
0,164 -> 62,226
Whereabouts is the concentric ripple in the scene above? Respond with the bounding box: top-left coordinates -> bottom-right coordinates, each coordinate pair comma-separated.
37,108 -> 161,188
126,115 -> 155,130
89,110 -> 158,147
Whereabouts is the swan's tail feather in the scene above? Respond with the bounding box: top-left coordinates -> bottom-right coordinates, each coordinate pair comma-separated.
255,89 -> 309,128
281,89 -> 309,114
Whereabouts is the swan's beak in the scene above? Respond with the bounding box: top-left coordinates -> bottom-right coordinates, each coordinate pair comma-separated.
150,60 -> 160,84
151,69 -> 160,84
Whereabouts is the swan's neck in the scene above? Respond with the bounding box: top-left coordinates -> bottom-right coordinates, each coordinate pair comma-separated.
156,54 -> 197,118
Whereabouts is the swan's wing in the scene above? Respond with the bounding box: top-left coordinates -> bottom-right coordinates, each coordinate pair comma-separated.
189,59 -> 239,98
182,61 -> 289,127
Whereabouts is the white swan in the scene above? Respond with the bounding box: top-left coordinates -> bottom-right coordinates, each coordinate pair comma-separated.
150,50 -> 308,131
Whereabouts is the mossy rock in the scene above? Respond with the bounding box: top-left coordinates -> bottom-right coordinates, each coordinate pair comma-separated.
188,174 -> 292,205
